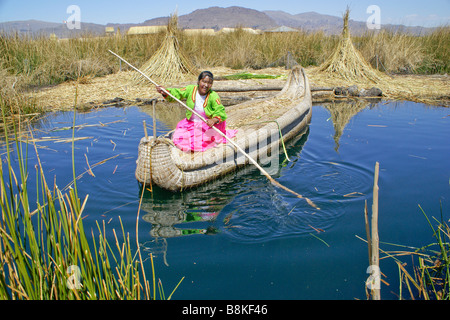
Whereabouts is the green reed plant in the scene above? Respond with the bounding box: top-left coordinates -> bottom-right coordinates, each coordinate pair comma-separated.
382,202 -> 449,300
416,26 -> 450,74
0,68 -> 41,118
0,95 -> 183,300
0,32 -> 163,87
181,29 -> 331,69
358,30 -> 425,74
221,72 -> 282,80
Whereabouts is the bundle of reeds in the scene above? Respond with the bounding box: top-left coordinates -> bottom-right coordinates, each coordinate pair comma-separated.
132,13 -> 197,85
319,8 -> 382,83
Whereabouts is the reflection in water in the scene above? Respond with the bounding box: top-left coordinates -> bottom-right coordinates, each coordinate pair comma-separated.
324,100 -> 377,151
138,165 -> 256,264
139,165 -> 258,265
140,188 -> 221,266
141,188 -> 221,239
139,129 -> 311,262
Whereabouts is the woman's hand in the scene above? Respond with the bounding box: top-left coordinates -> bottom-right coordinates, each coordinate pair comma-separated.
206,117 -> 219,127
156,86 -> 167,97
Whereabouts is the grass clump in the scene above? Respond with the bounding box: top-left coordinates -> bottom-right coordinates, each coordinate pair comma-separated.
359,30 -> 426,74
416,26 -> 450,74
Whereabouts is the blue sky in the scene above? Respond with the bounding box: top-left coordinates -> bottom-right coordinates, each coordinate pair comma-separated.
0,0 -> 449,27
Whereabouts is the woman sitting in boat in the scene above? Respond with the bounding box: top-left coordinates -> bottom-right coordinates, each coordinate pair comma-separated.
156,71 -> 237,152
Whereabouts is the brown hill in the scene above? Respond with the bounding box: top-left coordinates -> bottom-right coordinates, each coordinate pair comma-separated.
142,6 -> 278,30
264,10 -> 430,35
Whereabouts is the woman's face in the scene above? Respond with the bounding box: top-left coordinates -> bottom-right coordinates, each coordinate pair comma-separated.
198,76 -> 213,95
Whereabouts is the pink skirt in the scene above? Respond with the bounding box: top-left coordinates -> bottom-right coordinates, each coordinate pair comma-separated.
172,119 -> 237,152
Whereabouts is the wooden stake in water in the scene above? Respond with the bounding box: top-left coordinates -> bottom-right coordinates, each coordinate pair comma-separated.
152,99 -> 157,138
371,161 -> 380,300
364,200 -> 372,263
143,120 -> 148,139
365,162 -> 381,300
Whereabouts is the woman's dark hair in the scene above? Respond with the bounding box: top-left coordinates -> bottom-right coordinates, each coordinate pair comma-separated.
198,71 -> 214,82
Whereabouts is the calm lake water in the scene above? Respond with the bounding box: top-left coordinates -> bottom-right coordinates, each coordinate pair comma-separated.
3,100 -> 449,300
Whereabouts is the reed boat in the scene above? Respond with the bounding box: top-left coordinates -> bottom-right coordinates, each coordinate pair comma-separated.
135,66 -> 312,191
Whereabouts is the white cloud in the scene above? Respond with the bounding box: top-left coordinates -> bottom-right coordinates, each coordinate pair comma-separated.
397,13 -> 449,27
404,14 -> 419,19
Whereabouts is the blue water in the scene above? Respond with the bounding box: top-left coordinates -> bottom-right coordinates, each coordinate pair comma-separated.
2,100 -> 449,300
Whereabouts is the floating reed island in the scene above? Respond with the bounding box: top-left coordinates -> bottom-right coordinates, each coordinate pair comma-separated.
25,64 -> 449,112
0,7 -> 446,114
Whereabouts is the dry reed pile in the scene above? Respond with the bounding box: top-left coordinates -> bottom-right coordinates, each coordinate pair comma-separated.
132,13 -> 197,85
319,8 -> 383,83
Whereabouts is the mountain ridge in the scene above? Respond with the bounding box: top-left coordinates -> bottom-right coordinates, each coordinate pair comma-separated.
0,6 -> 433,38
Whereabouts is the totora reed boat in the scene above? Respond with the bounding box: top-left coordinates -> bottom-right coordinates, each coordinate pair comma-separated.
135,66 -> 312,191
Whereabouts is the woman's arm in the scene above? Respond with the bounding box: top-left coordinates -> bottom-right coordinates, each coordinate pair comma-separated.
157,85 -> 193,102
208,92 -> 227,122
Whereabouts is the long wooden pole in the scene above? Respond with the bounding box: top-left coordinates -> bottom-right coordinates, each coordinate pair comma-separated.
108,50 -> 319,210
